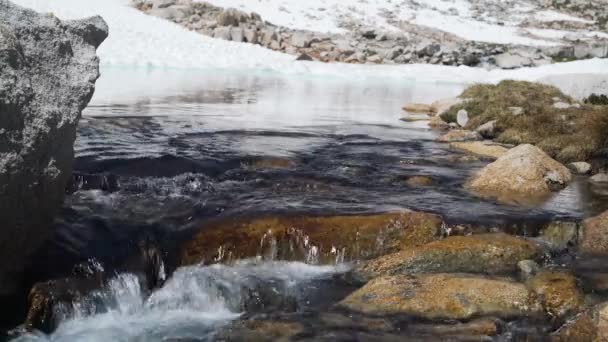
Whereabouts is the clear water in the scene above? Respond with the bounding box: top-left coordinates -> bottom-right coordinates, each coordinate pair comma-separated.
14,68 -> 608,341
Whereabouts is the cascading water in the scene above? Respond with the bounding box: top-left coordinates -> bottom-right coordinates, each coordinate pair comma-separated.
13,260 -> 349,342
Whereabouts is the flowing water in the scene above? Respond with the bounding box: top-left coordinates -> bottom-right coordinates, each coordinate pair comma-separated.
12,68 -> 608,341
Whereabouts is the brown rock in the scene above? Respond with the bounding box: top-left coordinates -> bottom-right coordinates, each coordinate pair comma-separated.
580,210 -> 608,255
551,303 -> 608,342
218,319 -> 305,342
340,273 -> 540,320
402,103 -> 432,114
436,129 -> 482,142
357,233 -> 541,280
244,157 -> 296,170
450,141 -> 509,160
527,271 -> 584,320
467,144 -> 572,205
180,211 -> 443,266
404,175 -> 434,186
428,116 -> 449,129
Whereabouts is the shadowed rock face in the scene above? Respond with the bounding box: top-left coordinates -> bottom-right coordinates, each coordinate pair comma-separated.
0,1 -> 107,298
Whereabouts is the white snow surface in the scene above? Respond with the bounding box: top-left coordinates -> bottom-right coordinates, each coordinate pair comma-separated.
202,0 -> 603,46
10,0 -> 608,92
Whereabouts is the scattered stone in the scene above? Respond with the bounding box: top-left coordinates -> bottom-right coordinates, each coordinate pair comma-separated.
539,221 -> 579,252
492,52 -> 532,69
0,2 -> 108,301
553,101 -> 573,109
590,173 -> 608,183
476,120 -> 497,138
436,130 -> 483,142
568,162 -> 592,175
357,233 -> 541,280
290,31 -> 313,48
527,271 -> 584,320
402,103 -> 432,114
467,144 -> 572,204
340,273 -> 541,320
508,106 -> 524,116
456,109 -> 469,127
580,210 -> 608,254
450,141 -> 509,160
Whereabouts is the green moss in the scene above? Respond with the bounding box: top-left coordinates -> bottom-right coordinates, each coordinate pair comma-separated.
585,94 -> 608,105
439,80 -> 608,163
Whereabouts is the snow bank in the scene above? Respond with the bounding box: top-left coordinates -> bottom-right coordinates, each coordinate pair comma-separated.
11,0 -> 608,93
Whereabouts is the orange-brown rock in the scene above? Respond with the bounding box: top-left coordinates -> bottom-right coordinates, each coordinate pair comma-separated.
580,210 -> 608,255
357,233 -> 541,280
402,103 -> 432,114
527,271 -> 584,320
339,273 -> 541,320
180,211 -> 443,266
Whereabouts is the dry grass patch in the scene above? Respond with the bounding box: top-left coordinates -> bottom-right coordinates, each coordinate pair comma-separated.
440,80 -> 608,163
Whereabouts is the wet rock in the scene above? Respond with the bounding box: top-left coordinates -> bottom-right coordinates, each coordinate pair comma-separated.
240,282 -> 298,313
408,318 -> 499,339
67,173 -> 120,193
551,303 -> 608,341
568,162 -> 592,175
244,157 -> 296,170
340,273 -> 540,320
467,144 -> 572,204
430,97 -> 463,116
476,120 -> 497,139
0,2 -> 107,301
217,319 -> 305,342
518,260 -> 541,279
539,221 -> 579,252
180,211 -> 443,266
402,103 -> 432,114
357,233 -> 541,280
527,271 -> 584,320
436,130 -> 483,142
450,141 -> 509,160
456,109 -> 469,127
580,210 -> 608,254
590,173 -> 608,183
25,277 -> 102,333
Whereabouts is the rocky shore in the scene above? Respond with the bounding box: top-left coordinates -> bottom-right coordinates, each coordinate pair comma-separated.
0,0 -> 107,329
132,0 -> 608,68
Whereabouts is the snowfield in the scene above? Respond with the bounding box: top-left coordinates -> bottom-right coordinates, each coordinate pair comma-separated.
202,0 -> 606,46
10,0 -> 608,96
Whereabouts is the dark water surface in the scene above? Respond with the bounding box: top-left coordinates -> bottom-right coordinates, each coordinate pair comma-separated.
13,69 -> 608,341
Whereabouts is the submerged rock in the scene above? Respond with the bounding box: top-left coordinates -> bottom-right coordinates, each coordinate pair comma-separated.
467,144 -> 572,204
580,210 -> 608,255
402,103 -> 432,114
0,1 -> 107,300
551,303 -> 608,341
357,233 -> 541,280
180,211 -> 443,266
527,271 -> 583,320
340,273 -> 541,320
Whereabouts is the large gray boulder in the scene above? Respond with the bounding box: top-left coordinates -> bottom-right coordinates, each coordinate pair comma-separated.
0,1 -> 107,298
